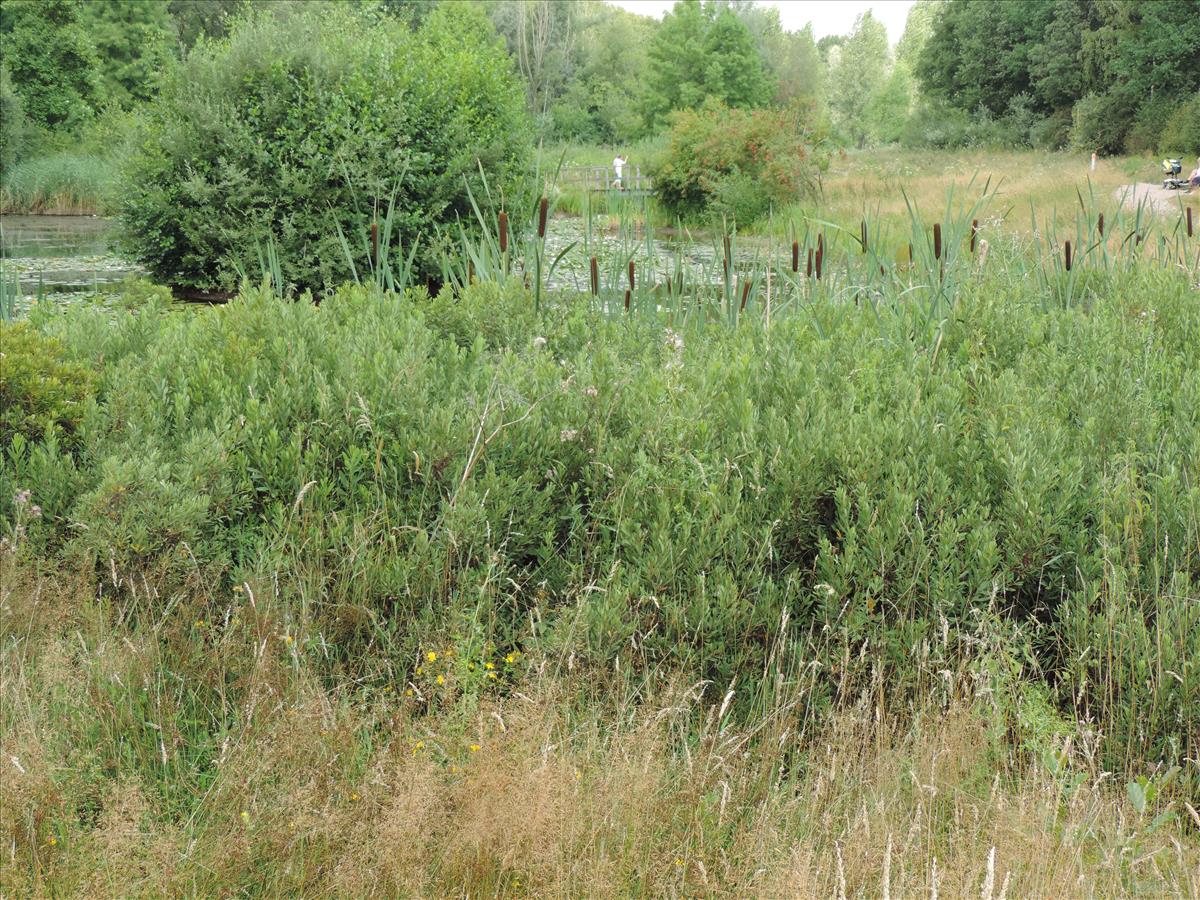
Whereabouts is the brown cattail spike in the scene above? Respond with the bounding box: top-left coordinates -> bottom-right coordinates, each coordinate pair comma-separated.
1187,207 -> 1193,239
589,256 -> 599,296
723,235 -> 732,277
537,197 -> 548,238
970,219 -> 978,254
933,223 -> 942,261
628,260 -> 635,292
861,220 -> 868,253
815,245 -> 824,281
740,280 -> 750,311
1097,213 -> 1104,237
1064,240 -> 1072,272
792,240 -> 799,273
806,247 -> 813,278
624,289 -> 630,310
498,211 -> 508,253
370,221 -> 379,268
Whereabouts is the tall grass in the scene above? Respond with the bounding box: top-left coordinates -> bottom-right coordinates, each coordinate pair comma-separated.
0,153 -> 116,215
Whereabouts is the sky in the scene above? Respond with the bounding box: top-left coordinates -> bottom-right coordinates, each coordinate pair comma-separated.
607,1 -> 919,44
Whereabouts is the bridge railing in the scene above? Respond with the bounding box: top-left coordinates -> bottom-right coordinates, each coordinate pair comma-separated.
555,165 -> 653,192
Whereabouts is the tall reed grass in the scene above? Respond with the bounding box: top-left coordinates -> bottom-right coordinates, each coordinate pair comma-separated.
0,153 -> 116,215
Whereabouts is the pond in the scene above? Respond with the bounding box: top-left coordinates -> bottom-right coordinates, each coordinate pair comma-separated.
0,215 -> 141,295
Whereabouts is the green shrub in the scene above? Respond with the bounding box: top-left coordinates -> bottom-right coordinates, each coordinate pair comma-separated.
0,321 -> 96,450
11,262 -> 1198,768
1157,91 -> 1200,156
1070,92 -> 1136,154
118,3 -> 531,293
652,100 -> 827,223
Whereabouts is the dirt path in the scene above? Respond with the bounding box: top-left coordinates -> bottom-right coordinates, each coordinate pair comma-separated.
1115,182 -> 1195,215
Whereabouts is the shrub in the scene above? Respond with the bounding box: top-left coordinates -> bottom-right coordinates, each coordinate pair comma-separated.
1157,91 -> 1200,156
11,262 -> 1198,768
0,321 -> 96,450
117,3 -> 531,293
1070,91 -> 1135,155
652,100 -> 827,224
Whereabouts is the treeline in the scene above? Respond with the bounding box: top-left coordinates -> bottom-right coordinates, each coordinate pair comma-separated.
2,0 -> 1198,179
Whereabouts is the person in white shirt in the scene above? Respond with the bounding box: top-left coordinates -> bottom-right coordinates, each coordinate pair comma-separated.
612,154 -> 626,189
1191,157 -> 1200,189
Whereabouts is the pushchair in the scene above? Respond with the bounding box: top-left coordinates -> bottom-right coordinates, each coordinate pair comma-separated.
1162,158 -> 1190,190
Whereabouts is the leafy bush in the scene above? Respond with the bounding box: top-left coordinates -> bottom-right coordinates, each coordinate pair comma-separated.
1070,92 -> 1136,155
118,3 -> 531,293
1157,91 -> 1200,156
652,100 -> 827,223
8,262 -> 1197,768
0,321 -> 96,450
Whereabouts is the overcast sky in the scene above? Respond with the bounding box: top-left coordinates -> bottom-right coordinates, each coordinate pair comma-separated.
607,1 -> 919,44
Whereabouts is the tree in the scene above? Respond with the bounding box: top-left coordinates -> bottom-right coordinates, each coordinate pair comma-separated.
548,2 -> 653,142
702,8 -> 773,109
643,0 -> 711,130
82,0 -> 177,108
772,24 -> 825,108
167,0 -> 247,48
119,3 -> 531,292
643,0 -> 772,131
0,0 -> 99,128
830,12 -> 889,148
489,0 -> 577,124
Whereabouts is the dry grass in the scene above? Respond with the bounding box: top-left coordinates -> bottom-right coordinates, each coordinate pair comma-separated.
2,560 -> 1197,898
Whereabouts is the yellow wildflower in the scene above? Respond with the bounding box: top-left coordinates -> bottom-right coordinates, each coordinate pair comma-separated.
350,792 -> 359,802
404,688 -> 413,697
484,661 -> 495,671
412,740 -> 424,754
469,743 -> 481,753
283,634 -> 293,645
505,653 -> 516,664
487,672 -> 497,680
240,811 -> 250,823
46,835 -> 57,847
426,651 -> 437,662
436,674 -> 445,685
416,666 -> 423,675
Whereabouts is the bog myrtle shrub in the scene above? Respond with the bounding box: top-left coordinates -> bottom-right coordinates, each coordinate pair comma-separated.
3,265 -> 1197,767
652,100 -> 827,224
117,4 -> 530,293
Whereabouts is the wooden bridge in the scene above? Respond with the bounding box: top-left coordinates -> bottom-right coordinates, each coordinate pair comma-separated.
557,165 -> 654,195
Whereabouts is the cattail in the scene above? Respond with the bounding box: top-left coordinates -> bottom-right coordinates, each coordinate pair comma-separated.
628,260 -> 635,292
933,223 -> 942,261
1096,212 -> 1104,237
589,256 -> 599,296
498,210 -> 508,253
806,247 -> 813,277
970,219 -> 978,254
861,220 -> 868,253
537,197 -> 548,238
1188,207 -> 1193,238
815,244 -> 824,281
624,289 -> 630,310
908,242 -> 914,265
791,240 -> 799,273
723,234 -> 732,278
370,221 -> 379,268
1064,240 -> 1072,271
739,280 -> 750,311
